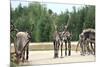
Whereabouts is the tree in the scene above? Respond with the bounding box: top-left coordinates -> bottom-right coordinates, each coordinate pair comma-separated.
11,2 -> 95,42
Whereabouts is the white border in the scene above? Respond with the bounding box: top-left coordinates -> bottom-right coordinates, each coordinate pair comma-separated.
0,0 -> 10,67
11,0 -> 96,5
0,0 -> 98,67
43,0 -> 95,5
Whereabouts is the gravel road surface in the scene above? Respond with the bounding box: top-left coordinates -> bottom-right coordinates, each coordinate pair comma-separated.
19,50 -> 95,66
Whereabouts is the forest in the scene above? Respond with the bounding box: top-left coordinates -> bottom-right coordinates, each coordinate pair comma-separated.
11,2 -> 95,42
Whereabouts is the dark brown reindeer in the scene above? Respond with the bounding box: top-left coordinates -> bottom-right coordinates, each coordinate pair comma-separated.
53,14 -> 71,58
76,29 -> 95,56
53,26 -> 71,58
60,14 -> 72,57
61,26 -> 71,56
55,26 -> 71,58
83,29 -> 95,55
53,30 -> 60,58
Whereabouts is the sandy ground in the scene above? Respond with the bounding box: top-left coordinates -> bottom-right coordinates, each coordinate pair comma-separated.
19,50 -> 95,66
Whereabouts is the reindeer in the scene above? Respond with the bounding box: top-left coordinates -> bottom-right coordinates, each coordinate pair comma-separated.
53,30 -> 60,58
76,29 -> 95,56
15,24 -> 34,63
76,33 -> 87,56
61,26 -> 71,56
59,14 -> 72,57
83,29 -> 95,55
15,32 -> 31,63
10,21 -> 34,63
53,14 -> 72,58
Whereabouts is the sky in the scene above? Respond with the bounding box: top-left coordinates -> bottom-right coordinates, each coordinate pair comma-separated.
11,0 -> 84,14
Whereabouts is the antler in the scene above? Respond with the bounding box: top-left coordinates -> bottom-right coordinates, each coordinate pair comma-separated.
31,23 -> 34,32
65,13 -> 71,29
10,20 -> 18,55
11,21 -> 19,32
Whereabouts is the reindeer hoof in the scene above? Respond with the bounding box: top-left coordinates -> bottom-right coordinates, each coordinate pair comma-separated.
22,60 -> 25,63
54,56 -> 58,58
60,56 -> 64,58
24,60 -> 27,62
87,52 -> 91,55
81,54 -> 85,56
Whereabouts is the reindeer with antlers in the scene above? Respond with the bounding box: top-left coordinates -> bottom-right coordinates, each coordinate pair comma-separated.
53,14 -> 72,58
60,25 -> 72,56
15,24 -> 34,63
53,28 -> 60,58
10,21 -> 34,63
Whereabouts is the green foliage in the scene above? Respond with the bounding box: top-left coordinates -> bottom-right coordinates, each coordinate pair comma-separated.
11,2 -> 95,42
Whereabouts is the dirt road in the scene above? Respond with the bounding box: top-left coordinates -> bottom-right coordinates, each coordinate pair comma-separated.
20,50 -> 95,66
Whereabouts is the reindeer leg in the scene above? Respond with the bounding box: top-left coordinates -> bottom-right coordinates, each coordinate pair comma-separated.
93,43 -> 95,55
89,42 -> 93,55
16,53 -> 20,64
56,41 -> 58,58
53,41 -> 56,58
22,49 -> 25,62
89,41 -> 95,55
65,41 -> 67,56
68,40 -> 71,56
57,41 -> 60,57
85,39 -> 92,55
67,37 -> 71,56
86,40 -> 91,55
54,41 -> 58,58
60,41 -> 63,58
26,44 -> 29,60
83,41 -> 86,56
80,41 -> 84,56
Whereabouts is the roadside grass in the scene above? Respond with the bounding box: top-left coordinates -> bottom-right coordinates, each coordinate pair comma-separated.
11,44 -> 80,52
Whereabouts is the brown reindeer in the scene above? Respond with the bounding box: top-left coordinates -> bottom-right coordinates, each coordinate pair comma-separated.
53,25 -> 71,58
76,29 -> 95,56
10,21 -> 33,63
16,32 -> 31,62
59,26 -> 71,57
53,14 -> 72,58
53,30 -> 60,58
15,24 -> 33,63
